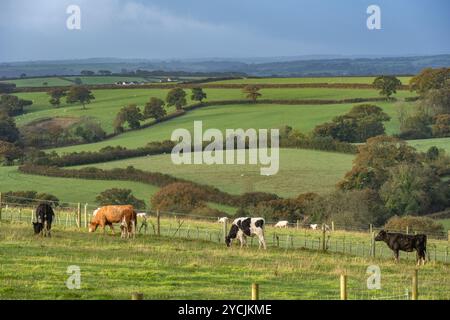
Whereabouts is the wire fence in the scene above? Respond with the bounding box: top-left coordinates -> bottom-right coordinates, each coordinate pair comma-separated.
1,198 -> 449,264
1,199 -> 450,300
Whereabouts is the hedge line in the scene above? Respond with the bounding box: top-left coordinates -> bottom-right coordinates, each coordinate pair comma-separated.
12,83 -> 410,93
18,164 -> 240,207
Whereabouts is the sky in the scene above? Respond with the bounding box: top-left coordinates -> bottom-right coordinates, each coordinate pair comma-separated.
0,0 -> 449,62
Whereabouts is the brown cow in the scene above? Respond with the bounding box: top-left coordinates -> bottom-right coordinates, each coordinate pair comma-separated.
89,205 -> 137,238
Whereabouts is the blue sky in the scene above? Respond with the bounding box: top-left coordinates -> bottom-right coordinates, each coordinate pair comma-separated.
0,0 -> 449,62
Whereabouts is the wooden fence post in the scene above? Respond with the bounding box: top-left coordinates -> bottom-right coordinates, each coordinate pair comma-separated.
340,274 -> 347,300
84,203 -> 88,229
370,231 -> 376,258
77,203 -> 81,228
296,220 -> 299,230
411,269 -> 418,300
222,219 -> 227,244
0,192 -> 2,221
447,230 -> 450,242
321,224 -> 326,251
406,226 -> 409,235
369,224 -> 373,234
131,293 -> 144,300
156,210 -> 161,236
331,221 -> 335,232
251,283 -> 259,300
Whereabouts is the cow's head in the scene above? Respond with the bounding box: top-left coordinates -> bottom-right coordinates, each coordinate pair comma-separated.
375,230 -> 387,241
225,236 -> 232,247
33,222 -> 43,234
88,222 -> 98,233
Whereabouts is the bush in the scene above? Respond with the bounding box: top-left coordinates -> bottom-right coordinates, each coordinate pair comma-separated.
384,215 -> 444,234
3,191 -> 60,206
96,188 -> 146,210
191,206 -> 226,218
151,182 -> 207,213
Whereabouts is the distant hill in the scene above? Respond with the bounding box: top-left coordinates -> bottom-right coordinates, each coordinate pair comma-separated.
1,54 -> 449,78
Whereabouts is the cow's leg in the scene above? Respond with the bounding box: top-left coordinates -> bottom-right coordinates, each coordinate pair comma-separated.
394,250 -> 399,263
109,223 -> 115,235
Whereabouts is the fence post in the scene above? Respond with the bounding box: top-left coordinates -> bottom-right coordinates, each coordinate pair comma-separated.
84,203 -> 88,229
156,210 -> 161,236
251,283 -> 259,300
340,274 -> 347,300
369,224 -> 373,234
411,269 -> 418,300
331,221 -> 335,232
222,219 -> 228,244
321,224 -> 326,251
370,231 -> 376,258
76,203 -> 81,228
0,192 -> 2,221
296,220 -> 299,230
131,293 -> 144,300
447,230 -> 450,242
406,226 -> 409,235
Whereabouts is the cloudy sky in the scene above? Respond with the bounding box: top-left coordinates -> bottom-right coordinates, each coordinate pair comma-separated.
0,0 -> 449,62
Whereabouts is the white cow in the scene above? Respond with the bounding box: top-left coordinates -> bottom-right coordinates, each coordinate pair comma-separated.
310,224 -> 319,230
274,221 -> 289,228
225,217 -> 266,250
218,217 -> 229,223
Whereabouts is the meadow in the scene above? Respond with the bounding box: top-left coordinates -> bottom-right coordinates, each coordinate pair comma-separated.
0,223 -> 449,300
15,87 -> 415,134
209,76 -> 413,85
75,149 -> 354,198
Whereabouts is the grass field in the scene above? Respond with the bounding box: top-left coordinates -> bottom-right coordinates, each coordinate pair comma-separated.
75,149 -> 354,197
0,223 -> 449,300
1,77 -> 74,87
407,137 -> 450,154
14,87 -> 415,133
0,166 -> 157,206
209,76 -> 413,85
52,100 -> 408,154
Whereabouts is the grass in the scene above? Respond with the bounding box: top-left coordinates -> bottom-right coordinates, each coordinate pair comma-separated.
52,100 -> 408,154
14,87 -> 415,134
407,137 -> 450,154
438,219 -> 450,231
0,223 -> 448,300
0,166 -> 158,206
75,149 -> 354,197
209,76 -> 413,85
1,77 -> 73,87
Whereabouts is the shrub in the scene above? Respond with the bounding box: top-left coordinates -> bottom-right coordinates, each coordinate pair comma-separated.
96,188 -> 146,210
151,182 -> 207,213
384,215 -> 444,234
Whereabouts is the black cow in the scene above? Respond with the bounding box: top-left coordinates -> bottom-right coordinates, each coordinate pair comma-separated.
375,230 -> 427,265
33,203 -> 55,237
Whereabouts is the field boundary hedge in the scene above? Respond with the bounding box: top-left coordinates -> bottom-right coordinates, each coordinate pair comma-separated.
18,165 -> 240,206
12,83 -> 410,93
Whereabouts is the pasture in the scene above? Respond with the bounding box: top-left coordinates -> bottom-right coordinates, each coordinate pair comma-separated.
52,100 -> 408,154
15,87 -> 415,134
0,222 -> 449,300
75,149 -> 354,197
208,76 -> 413,85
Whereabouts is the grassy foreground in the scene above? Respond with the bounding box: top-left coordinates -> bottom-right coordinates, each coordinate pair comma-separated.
0,223 -> 449,300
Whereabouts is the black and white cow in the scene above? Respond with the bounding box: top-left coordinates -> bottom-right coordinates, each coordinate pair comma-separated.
375,230 -> 427,265
225,217 -> 266,249
32,203 -> 54,237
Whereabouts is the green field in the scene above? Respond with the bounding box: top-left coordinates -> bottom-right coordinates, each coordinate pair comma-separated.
1,77 -> 74,87
52,100 -> 407,154
1,223 -> 449,300
14,87 -> 415,133
0,166 -> 157,206
407,138 -> 450,154
76,149 -> 354,197
210,76 -> 413,85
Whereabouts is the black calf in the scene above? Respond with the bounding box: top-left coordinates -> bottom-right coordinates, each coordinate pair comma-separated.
375,230 -> 427,265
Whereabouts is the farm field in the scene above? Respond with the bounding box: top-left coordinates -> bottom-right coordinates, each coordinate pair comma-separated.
75,149 -> 355,197
52,100 -> 407,154
1,77 -> 74,87
0,166 -> 158,206
209,76 -> 413,85
14,87 -> 415,133
407,137 -> 450,154
0,223 -> 448,300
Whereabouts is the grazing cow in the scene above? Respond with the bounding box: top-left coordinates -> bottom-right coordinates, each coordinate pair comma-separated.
89,205 -> 137,237
225,217 -> 266,249
92,208 -> 100,217
218,217 -> 229,223
33,203 -> 54,237
274,221 -> 289,229
375,230 -> 427,265
310,224 -> 319,230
